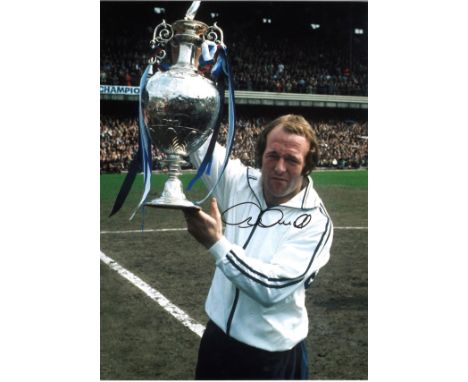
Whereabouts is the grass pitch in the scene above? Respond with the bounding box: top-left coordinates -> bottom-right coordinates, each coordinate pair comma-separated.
100,169 -> 368,380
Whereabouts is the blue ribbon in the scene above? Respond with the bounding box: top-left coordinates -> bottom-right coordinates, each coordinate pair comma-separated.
130,64 -> 153,220
187,45 -> 236,205
109,64 -> 152,219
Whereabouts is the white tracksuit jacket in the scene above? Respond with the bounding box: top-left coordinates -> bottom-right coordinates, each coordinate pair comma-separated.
190,140 -> 333,352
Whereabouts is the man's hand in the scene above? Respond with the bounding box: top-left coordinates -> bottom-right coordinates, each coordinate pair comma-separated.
183,198 -> 223,249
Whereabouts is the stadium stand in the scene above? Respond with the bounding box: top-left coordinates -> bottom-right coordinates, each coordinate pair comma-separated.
100,2 -> 368,173
100,2 -> 367,96
100,110 -> 368,173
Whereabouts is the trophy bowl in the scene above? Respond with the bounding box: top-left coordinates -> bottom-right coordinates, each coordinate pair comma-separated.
143,19 -> 222,210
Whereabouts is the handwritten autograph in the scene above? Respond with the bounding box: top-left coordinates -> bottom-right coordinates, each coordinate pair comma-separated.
222,202 -> 312,229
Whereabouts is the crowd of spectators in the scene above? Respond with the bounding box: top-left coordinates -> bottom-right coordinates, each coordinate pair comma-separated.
100,116 -> 138,173
216,116 -> 368,169
101,37 -> 367,96
101,35 -> 367,96
100,114 -> 368,173
100,115 -> 171,173
101,11 -> 368,96
228,35 -> 367,96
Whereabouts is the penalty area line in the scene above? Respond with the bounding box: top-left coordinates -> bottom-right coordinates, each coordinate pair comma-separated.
100,251 -> 205,338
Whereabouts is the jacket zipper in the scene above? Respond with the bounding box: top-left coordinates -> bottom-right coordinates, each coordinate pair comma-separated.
225,208 -> 269,336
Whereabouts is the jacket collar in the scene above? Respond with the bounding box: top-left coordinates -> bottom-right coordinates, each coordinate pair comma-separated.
246,168 -> 320,210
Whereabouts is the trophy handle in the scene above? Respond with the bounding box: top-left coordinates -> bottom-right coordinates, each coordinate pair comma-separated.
149,20 -> 174,65
205,22 -> 224,46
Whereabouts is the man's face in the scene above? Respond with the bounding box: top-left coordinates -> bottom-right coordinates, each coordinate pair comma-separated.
261,126 -> 310,206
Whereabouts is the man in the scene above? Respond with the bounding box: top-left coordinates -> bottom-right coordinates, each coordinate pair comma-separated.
184,114 -> 333,379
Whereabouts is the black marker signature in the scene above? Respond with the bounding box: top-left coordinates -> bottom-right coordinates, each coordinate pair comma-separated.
222,202 -> 312,229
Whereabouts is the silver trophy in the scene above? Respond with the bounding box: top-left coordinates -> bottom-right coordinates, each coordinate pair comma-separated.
142,1 -> 223,210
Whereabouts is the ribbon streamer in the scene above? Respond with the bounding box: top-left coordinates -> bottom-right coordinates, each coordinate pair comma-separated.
185,1 -> 201,20
129,64 -> 153,220
187,45 -> 236,206
109,64 -> 152,218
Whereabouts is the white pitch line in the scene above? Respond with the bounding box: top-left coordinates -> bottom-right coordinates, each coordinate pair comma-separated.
334,226 -> 368,230
100,251 -> 205,338
101,226 -> 367,234
100,228 -> 186,234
